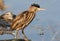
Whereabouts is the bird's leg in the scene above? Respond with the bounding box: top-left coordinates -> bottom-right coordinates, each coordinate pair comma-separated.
12,30 -> 19,39
15,30 -> 19,39
12,30 -> 19,41
22,29 -> 29,41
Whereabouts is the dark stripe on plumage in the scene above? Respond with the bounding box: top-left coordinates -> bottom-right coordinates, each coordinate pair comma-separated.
11,11 -> 35,30
11,11 -> 28,30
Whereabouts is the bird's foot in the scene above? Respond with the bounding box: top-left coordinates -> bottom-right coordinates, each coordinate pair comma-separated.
24,38 -> 31,41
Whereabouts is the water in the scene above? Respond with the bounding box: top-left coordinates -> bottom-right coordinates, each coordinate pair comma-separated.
0,0 -> 60,41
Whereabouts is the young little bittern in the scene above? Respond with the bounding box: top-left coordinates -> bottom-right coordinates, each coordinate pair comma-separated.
0,12 -> 16,30
10,3 -> 45,40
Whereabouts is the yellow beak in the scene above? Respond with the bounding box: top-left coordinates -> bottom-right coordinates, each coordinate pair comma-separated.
37,8 -> 46,11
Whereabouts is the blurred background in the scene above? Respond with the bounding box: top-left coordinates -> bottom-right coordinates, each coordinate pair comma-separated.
0,0 -> 60,41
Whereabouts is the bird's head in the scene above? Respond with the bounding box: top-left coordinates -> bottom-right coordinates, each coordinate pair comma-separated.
28,3 -> 46,12
1,12 -> 16,21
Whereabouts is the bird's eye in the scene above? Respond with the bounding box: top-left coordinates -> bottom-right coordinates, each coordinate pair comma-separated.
6,14 -> 9,15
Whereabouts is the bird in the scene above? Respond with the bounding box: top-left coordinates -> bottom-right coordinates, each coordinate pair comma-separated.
0,11 -> 16,31
10,3 -> 46,40
0,0 -> 7,10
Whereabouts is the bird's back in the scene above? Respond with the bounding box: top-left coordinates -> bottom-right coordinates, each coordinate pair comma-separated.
10,11 -> 35,30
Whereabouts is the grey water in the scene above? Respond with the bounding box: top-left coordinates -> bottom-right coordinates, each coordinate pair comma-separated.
0,0 -> 60,41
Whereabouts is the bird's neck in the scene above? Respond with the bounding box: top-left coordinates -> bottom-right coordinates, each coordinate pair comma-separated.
28,9 -> 36,13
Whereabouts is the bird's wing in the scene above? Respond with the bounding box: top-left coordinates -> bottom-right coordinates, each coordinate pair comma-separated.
10,11 -> 28,30
0,19 -> 10,29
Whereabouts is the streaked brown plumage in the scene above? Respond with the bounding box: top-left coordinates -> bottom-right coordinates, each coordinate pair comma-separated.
11,11 -> 35,30
10,3 -> 45,40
